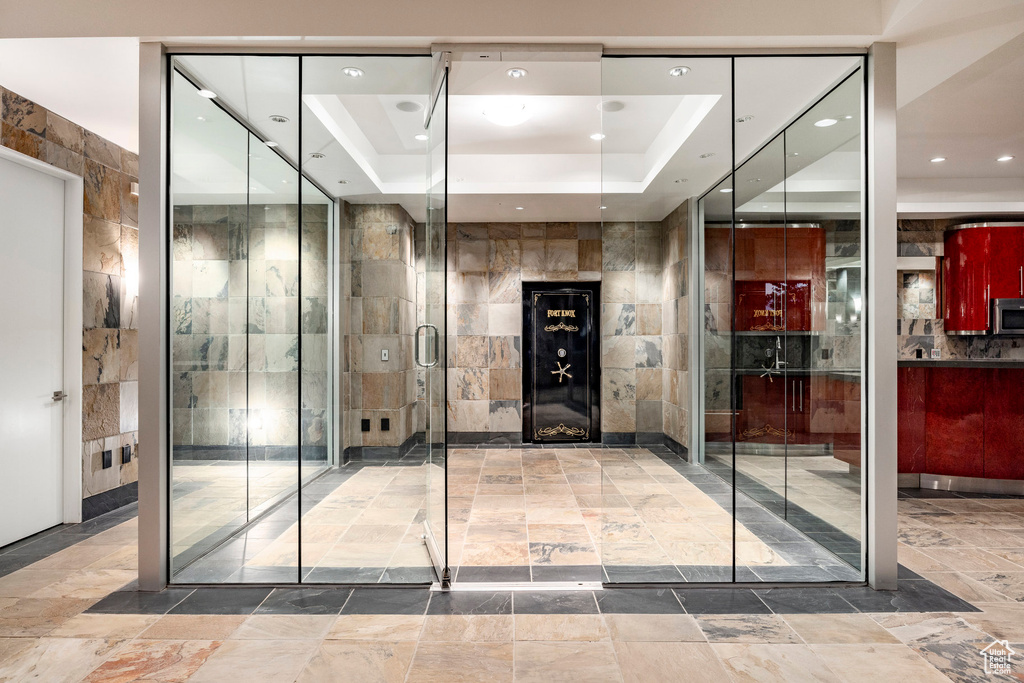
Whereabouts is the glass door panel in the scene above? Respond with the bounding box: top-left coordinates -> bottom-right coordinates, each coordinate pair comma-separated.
422,52 -> 450,585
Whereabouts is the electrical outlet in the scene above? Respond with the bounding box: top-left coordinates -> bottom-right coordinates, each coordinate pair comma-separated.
381,349 -> 389,362
361,418 -> 371,432
102,450 -> 112,469
381,418 -> 390,431
931,348 -> 941,359
122,445 -> 132,464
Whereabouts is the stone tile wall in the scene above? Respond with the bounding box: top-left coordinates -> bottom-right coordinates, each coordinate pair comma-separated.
345,204 -> 417,450
171,204 -> 330,457
660,202 -> 690,450
1,86 -> 140,511
437,220 -> 668,441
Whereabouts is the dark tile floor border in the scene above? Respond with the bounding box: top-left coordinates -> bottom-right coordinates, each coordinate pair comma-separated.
86,574 -> 979,617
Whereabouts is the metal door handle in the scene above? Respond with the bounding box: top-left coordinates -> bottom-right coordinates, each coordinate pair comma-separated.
1018,266 -> 1021,296
792,381 -> 795,411
799,381 -> 804,412
52,390 -> 67,402
415,324 -> 439,368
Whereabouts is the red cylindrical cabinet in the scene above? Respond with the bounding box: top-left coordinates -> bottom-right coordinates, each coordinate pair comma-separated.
944,224 -> 1024,334
943,226 -> 991,334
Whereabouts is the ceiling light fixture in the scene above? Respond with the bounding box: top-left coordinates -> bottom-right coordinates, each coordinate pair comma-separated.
736,115 -> 754,123
590,133 -> 605,141
600,100 -> 626,112
720,188 -> 733,193
310,152 -> 326,159
843,115 -> 853,119
668,66 -> 691,77
674,178 -> 688,184
196,116 -> 206,122
342,67 -> 364,78
699,152 -> 715,159
482,98 -> 530,127
600,205 -> 608,210
414,134 -> 429,141
396,101 -> 423,112
197,89 -> 217,99
930,157 -> 946,163
265,141 -> 279,148
269,115 -> 290,124
515,206 -> 525,210
281,179 -> 289,184
337,180 -> 349,184
505,67 -> 528,79
998,155 -> 1015,162
814,118 -> 838,127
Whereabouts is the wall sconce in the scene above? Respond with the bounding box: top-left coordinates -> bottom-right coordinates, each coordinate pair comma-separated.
130,182 -> 139,197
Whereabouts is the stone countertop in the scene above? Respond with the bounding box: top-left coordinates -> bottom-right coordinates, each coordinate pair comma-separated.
898,359 -> 1024,368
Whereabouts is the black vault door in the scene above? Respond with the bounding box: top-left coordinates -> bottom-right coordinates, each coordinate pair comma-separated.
523,283 -> 600,443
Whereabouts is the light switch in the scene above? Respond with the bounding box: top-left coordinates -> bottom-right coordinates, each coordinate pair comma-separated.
381,349 -> 389,362
931,348 -> 941,359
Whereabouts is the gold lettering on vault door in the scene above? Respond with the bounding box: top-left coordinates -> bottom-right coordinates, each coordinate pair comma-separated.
544,309 -> 580,332
547,310 -> 576,318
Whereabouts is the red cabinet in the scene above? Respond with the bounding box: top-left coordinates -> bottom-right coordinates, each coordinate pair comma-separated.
943,224 -> 1024,333
898,365 -> 1024,481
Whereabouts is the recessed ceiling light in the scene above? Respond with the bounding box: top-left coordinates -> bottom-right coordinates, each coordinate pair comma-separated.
250,186 -> 258,191
787,152 -> 799,157
310,152 -> 326,159
197,89 -> 217,99
396,101 -> 423,112
269,115 -> 290,124
997,155 -> 1015,162
505,67 -> 528,79
196,116 -> 206,122
674,178 -> 688,184
930,157 -> 946,163
814,118 -> 838,127
342,67 -> 364,78
748,178 -> 762,183
281,179 -> 289,184
843,115 -> 853,120
699,152 -> 715,159
515,206 -> 525,210
762,204 -> 769,209
590,133 -> 605,141
736,115 -> 754,123
414,133 -> 429,141
337,180 -> 349,184
600,205 -> 608,210
720,188 -> 733,193
668,66 -> 691,77
482,98 -> 530,127
600,100 -> 626,112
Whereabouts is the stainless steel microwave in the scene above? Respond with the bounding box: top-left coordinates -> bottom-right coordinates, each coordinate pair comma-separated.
992,299 -> 1024,335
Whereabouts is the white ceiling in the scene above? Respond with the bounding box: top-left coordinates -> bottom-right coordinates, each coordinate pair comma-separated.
1,1 -> 1023,216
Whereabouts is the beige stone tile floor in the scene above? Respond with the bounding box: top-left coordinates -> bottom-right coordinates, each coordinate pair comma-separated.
0,492 -> 1023,679
185,448 -> 795,583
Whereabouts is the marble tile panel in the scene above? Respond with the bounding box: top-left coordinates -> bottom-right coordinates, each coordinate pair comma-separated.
601,303 -> 636,337
82,383 -> 120,440
546,239 -> 578,273
488,270 -> 521,303
121,149 -> 139,177
635,336 -> 663,368
490,239 -> 521,271
489,335 -> 522,369
488,303 -> 521,335
636,303 -> 662,335
456,367 -> 488,400
521,239 -> 545,278
44,141 -> 84,175
420,615 -> 513,642
457,304 -> 488,335
0,122 -> 42,159
616,642 -> 729,683
327,614 -> 424,640
457,272 -> 488,302
459,240 -> 488,271
83,329 -> 120,386
578,239 -> 602,272
812,644 -> 950,683
635,367 -> 662,401
603,368 -> 637,401
0,637 -> 123,682
545,222 -> 577,239
601,335 -> 636,369
603,272 -> 636,303
120,175 -> 138,227
83,216 -> 121,275
82,639 -> 222,682
45,111 -> 83,153
83,159 -> 121,222
602,232 -> 636,271
192,261 -> 229,298
187,640 -> 318,683
120,381 -> 138,432
712,643 -> 841,682
1,89 -> 46,135
489,369 -> 521,400
636,272 -> 662,303
406,642 -> 513,682
82,436 -> 120,495
83,271 -> 121,329
489,400 -> 521,431
513,641 -> 617,683
83,129 -> 121,170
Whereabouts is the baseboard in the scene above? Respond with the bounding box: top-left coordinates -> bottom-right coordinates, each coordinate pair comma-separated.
172,445 -> 329,462
448,432 -> 522,445
662,434 -> 689,456
601,432 -> 636,445
82,481 -> 138,521
344,432 -> 421,461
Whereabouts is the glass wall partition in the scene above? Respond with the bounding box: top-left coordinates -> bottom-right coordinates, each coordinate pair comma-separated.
169,54 -> 440,584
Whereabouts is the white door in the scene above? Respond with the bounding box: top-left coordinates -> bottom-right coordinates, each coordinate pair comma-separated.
0,155 -> 66,547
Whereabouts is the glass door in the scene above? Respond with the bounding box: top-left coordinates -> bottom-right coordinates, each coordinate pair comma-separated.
421,51 -> 450,586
